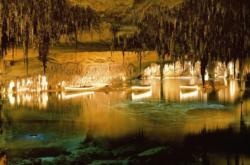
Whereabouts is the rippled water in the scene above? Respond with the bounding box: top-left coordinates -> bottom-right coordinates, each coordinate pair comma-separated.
0,78 -> 249,162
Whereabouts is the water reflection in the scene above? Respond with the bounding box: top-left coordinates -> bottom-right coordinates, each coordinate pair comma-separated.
0,79 -> 246,153
132,90 -> 152,100
59,91 -> 95,100
218,80 -> 242,103
208,154 -> 250,165
4,92 -> 49,109
0,152 -> 6,165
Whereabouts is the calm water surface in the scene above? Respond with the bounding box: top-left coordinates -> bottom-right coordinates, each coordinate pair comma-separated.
0,79 -> 249,162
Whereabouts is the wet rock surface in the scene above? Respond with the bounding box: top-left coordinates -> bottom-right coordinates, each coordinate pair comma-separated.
5,130 -> 250,165
5,135 -> 199,165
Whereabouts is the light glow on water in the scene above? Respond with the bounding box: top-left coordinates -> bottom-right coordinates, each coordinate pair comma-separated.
1,79 -> 245,147
180,89 -> 199,101
131,85 -> 152,90
217,80 -> 240,103
8,81 -> 15,93
180,85 -> 199,90
61,91 -> 95,100
6,92 -> 49,109
8,93 -> 15,105
40,92 -> 49,109
132,90 -> 152,100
